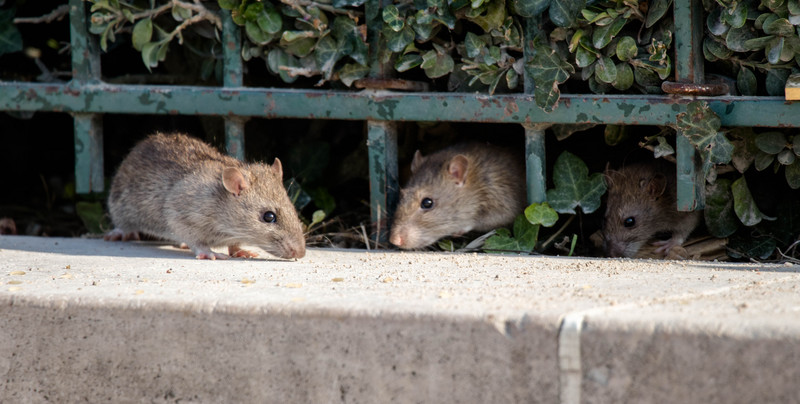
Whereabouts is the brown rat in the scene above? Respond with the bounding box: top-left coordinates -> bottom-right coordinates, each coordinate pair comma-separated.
389,143 -> 526,249
105,132 -> 306,260
602,160 -> 701,258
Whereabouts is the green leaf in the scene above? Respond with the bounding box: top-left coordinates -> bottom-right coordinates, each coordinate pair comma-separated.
483,214 -> 539,254
612,62 -> 634,90
267,48 -> 299,83
506,68 -> 519,89
309,209 -> 326,228
245,20 -> 275,45
721,1 -> 747,28
545,151 -> 607,214
524,202 -> 559,227
467,0 -> 506,31
382,5 -> 405,32
421,50 -> 454,78
315,35 -> 342,80
549,0 -> 586,28
704,179 -> 739,237
592,17 -> 626,49
604,124 -> 628,146
704,37 -> 733,60
218,0 -> 239,10
754,150 -> 776,171
778,149 -> 796,165
762,0 -> 787,13
615,36 -> 638,61
339,63 -> 370,86
141,41 -> 161,69
509,0 -> 551,17
76,201 -> 110,234
465,32 -> 486,58
575,42 -> 598,67
172,4 -> 193,21
766,68 -> 789,96
726,26 -> 755,52
766,36 -> 784,64
395,53 -> 422,72
594,56 -> 617,84
732,176 -> 775,226
646,0 -> 672,28
526,41 -> 575,112
131,18 -> 153,52
706,7 -> 729,36
737,66 -> 757,95
785,160 -> 800,188
729,128 -> 758,172
653,135 -> 675,158
258,7 -> 283,34
676,101 -> 734,176
764,17 -> 794,36
385,25 -> 415,52
755,131 -> 788,154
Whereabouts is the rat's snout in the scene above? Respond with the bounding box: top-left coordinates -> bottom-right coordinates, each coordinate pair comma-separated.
286,243 -> 306,259
602,236 -> 627,258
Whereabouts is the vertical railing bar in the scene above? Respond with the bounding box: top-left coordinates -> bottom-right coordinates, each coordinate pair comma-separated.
522,16 -> 548,205
673,0 -> 706,210
221,11 -> 246,160
365,0 -> 399,243
69,0 -> 104,194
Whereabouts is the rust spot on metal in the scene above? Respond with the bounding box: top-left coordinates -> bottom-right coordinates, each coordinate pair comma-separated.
662,81 -> 729,96
354,78 -> 429,92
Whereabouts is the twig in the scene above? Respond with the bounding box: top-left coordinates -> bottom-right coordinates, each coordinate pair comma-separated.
538,214 -> 575,252
359,223 -> 371,250
14,5 -> 70,24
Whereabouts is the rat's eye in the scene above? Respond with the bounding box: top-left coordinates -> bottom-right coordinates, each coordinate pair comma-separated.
420,198 -> 434,210
263,211 -> 277,223
623,217 -> 635,228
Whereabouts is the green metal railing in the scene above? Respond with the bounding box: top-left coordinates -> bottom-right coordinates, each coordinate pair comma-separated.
2,0 -> 799,238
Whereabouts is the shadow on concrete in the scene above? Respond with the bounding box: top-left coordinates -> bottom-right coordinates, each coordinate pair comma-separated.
0,235 -> 293,262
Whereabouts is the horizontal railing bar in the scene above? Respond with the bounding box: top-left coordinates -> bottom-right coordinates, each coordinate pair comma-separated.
1,81 -> 797,127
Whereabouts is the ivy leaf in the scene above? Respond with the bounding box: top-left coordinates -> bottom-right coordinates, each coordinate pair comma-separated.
653,135 -> 675,158
524,202 -> 559,227
526,41 -> 575,112
465,32 -> 486,58
421,49 -> 454,78
395,53 -> 422,72
385,25 -> 415,52
545,151 -> 607,214
510,0 -> 552,18
549,0 -> 586,28
483,215 -> 539,254
382,5 -> 405,32
338,63 -> 370,86
704,179 -> 739,238
755,131 -> 787,154
732,176 -> 776,226
131,18 -> 153,52
676,101 -> 734,176
729,128 -> 757,173
645,0 -> 672,28
315,35 -> 342,80
467,0 -> 506,31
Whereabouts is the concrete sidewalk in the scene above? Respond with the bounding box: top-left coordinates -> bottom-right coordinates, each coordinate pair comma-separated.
1,235 -> 799,403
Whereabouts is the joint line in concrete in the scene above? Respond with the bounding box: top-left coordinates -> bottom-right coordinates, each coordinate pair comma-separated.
558,312 -> 584,404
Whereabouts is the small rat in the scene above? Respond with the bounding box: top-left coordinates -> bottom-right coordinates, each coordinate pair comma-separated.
602,160 -> 701,258
105,132 -> 306,260
389,143 -> 526,249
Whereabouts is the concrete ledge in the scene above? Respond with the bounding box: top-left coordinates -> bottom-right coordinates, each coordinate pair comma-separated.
1,236 -> 799,403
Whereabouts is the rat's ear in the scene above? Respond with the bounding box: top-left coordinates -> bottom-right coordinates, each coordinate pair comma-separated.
271,158 -> 284,179
222,167 -> 249,197
410,150 -> 425,173
646,173 -> 667,198
448,155 -> 469,186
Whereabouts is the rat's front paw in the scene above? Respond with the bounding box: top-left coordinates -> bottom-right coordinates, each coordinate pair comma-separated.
193,247 -> 230,260
104,229 -> 140,242
652,238 -> 683,256
229,245 -> 259,258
